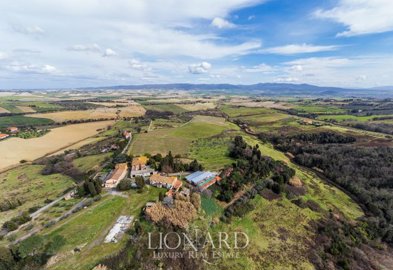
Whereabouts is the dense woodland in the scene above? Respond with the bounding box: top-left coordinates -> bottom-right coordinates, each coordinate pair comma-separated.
268,131 -> 393,246
216,136 -> 295,202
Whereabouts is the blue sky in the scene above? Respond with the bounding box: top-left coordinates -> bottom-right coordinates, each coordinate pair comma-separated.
1,0 -> 393,89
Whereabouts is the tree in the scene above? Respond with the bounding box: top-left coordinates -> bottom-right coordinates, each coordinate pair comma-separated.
135,176 -> 145,189
189,159 -> 202,172
190,193 -> 201,210
117,179 -> 132,191
159,192 -> 165,201
17,235 -> 44,259
0,246 -> 15,270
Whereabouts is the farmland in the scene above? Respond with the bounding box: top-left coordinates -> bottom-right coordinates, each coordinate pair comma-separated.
190,137 -> 234,171
143,103 -> 188,114
0,165 -> 75,225
0,115 -> 54,128
73,153 -> 112,173
30,105 -> 145,122
0,121 -> 114,171
43,187 -> 166,270
129,115 -> 238,156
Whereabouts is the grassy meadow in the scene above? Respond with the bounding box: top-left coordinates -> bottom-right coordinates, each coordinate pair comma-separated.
0,165 -> 75,225
45,186 -> 166,270
0,115 -> 54,128
129,115 -> 239,156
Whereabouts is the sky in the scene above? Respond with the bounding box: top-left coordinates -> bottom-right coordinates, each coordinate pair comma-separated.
1,0 -> 393,89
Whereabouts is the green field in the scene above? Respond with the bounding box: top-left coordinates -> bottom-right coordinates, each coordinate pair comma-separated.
209,196 -> 317,270
73,153 -> 112,173
317,114 -> 393,122
0,115 -> 55,128
293,104 -> 346,114
0,165 -> 75,225
221,105 -> 275,117
237,113 -> 290,125
129,116 -> 239,156
201,195 -> 223,217
0,100 -> 63,114
143,104 -> 188,114
189,137 -> 234,170
45,186 -> 165,270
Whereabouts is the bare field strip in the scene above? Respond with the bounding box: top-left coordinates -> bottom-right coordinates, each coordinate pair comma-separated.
229,100 -> 292,109
0,106 -> 10,113
177,102 -> 216,111
50,137 -> 104,156
16,105 -> 36,113
0,121 -> 114,171
29,105 -> 145,122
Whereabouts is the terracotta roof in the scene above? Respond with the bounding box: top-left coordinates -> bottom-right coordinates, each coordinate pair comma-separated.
109,163 -> 128,181
132,156 -> 148,166
149,174 -> 182,190
0,133 -> 9,139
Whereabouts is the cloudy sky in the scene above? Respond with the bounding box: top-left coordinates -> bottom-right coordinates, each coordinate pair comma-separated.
1,0 -> 393,89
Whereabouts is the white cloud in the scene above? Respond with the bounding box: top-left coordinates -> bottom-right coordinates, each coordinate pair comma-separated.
275,77 -> 299,83
188,62 -> 212,74
103,48 -> 117,57
211,17 -> 235,29
6,62 -> 57,74
0,52 -> 8,60
121,23 -> 260,59
315,0 -> 393,36
291,65 -> 303,72
128,59 -> 150,72
243,63 -> 273,73
261,44 -> 339,55
12,25 -> 45,35
68,44 -> 101,53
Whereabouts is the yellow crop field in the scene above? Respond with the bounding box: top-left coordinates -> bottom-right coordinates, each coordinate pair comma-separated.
0,121 -> 114,171
29,105 -> 145,122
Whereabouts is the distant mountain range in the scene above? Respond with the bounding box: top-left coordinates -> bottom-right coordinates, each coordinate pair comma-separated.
83,83 -> 393,98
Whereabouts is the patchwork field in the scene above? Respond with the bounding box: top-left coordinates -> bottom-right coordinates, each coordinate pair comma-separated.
176,102 -> 216,111
0,121 -> 114,171
0,106 -> 10,113
221,105 -> 277,117
129,116 -> 239,156
229,99 -> 292,110
143,104 -> 187,114
293,104 -> 346,114
30,105 -> 145,122
0,115 -> 54,128
0,165 -> 75,225
317,114 -> 393,122
16,106 -> 36,113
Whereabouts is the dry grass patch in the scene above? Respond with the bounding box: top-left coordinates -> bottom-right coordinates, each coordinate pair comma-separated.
0,121 -> 113,171
16,106 -> 36,113
230,99 -> 292,109
30,105 -> 145,122
177,102 -> 216,111
0,106 -> 10,113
